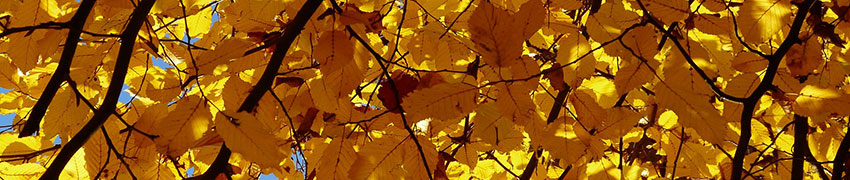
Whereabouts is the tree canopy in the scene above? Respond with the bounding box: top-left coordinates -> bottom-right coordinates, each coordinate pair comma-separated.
1,0 -> 850,179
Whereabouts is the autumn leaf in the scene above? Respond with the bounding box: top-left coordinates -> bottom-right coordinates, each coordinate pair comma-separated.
401,82 -> 478,122
469,0 -> 544,67
655,82 -> 729,144
152,95 -> 211,157
2,0 -> 849,179
793,85 -> 850,117
736,0 -> 791,43
214,110 -> 287,168
377,71 -> 418,113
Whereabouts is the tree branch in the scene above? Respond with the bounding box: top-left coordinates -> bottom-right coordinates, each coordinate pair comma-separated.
546,84 -> 570,124
635,0 -> 747,103
730,0 -> 817,179
671,127 -> 686,179
0,145 -> 61,161
19,0 -> 97,137
485,151 -> 520,178
832,121 -> 850,180
518,149 -> 542,180
0,21 -> 68,38
330,0 -> 435,178
792,114 -> 808,180
200,0 -> 322,179
40,0 -> 156,178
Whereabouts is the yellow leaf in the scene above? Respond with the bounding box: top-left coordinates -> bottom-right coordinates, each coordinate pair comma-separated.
809,59 -> 847,87
6,30 -> 47,72
722,73 -> 760,122
145,70 -> 182,102
693,14 -> 732,36
0,162 -> 45,179
655,82 -> 728,144
618,25 -> 658,60
153,95 -> 211,157
400,136 -> 439,179
315,30 -> 355,74
550,0 -> 581,10
736,0 -> 791,42
317,138 -> 357,180
557,32 -> 596,88
595,107 -> 641,140
348,127 -> 406,179
0,133 -> 45,158
401,82 -> 478,122
731,51 -> 768,73
585,0 -> 640,43
636,0 -> 689,23
614,60 -> 656,94
83,129 -> 118,179
785,37 -> 824,77
472,103 -> 524,151
191,37 -> 253,75
468,0 -> 544,67
0,56 -> 19,90
538,122 -> 587,165
214,110 -> 287,168
310,64 -> 364,113
569,90 -> 606,130
43,88 -> 92,140
132,103 -> 168,148
793,85 -> 850,117
660,129 -> 719,177
220,0 -> 292,32
59,148 -> 90,179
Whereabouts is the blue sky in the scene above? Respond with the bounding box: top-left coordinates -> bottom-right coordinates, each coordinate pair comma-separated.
0,5 -> 281,179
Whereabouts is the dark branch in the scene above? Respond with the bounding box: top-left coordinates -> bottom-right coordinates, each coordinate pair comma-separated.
518,149 -> 542,180
832,120 -> 850,180
546,84 -> 570,124
0,21 -> 68,39
200,0 -> 322,179
40,0 -> 156,178
730,0 -> 817,179
19,0 -> 97,137
792,114 -> 808,180
635,0 -> 747,103
485,151 -> 520,178
671,127 -> 686,179
0,145 -> 61,161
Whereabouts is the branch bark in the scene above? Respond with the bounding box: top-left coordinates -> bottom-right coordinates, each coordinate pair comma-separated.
0,21 -> 68,39
792,114 -> 808,180
833,122 -> 850,180
40,0 -> 156,178
546,84 -> 570,124
730,0 -> 816,179
199,0 -> 322,179
19,0 -> 97,137
635,0 -> 747,103
518,149 -> 542,180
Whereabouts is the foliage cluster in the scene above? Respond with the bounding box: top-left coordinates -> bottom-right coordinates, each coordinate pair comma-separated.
2,0 -> 850,179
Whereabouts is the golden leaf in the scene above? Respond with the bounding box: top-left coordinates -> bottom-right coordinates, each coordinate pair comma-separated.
468,0 -> 544,67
